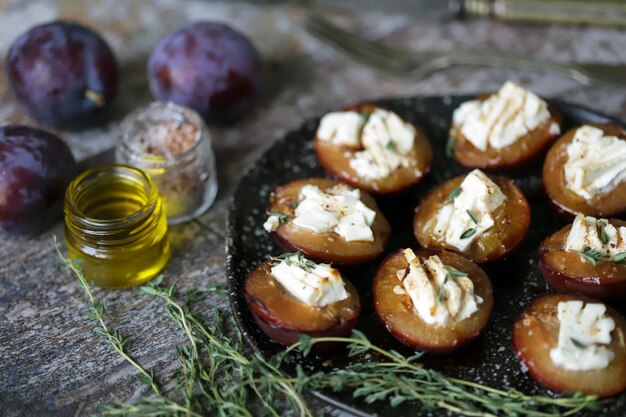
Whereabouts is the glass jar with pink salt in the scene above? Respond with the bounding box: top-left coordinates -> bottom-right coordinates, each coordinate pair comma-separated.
116,102 -> 218,224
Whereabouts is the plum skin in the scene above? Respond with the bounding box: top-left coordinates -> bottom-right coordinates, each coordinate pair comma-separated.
6,21 -> 118,130
148,21 -> 262,122
0,126 -> 76,234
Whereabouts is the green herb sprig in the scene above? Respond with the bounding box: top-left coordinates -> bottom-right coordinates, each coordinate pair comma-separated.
571,246 -> 626,266
56,239 -> 603,417
54,237 -> 161,396
270,252 -> 317,272
291,332 -> 601,417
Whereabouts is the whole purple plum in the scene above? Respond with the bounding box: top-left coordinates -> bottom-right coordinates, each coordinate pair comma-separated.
148,22 -> 262,122
6,21 -> 118,130
0,126 -> 77,234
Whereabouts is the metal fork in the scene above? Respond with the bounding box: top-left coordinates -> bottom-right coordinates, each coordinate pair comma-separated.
304,13 -> 626,87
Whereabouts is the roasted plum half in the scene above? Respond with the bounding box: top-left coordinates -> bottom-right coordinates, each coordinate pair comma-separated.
539,218 -> 626,300
513,293 -> 626,397
314,104 -> 433,195
373,249 -> 493,353
451,97 -> 561,171
543,124 -> 626,217
413,173 -> 530,264
264,178 -> 391,265
244,258 -> 360,351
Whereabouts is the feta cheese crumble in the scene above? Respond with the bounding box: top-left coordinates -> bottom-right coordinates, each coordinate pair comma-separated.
564,213 -> 626,260
433,170 -> 507,252
290,184 -> 376,242
263,215 -> 280,233
317,108 -> 418,180
394,248 -> 482,326
550,300 -> 615,371
564,125 -> 626,200
317,111 -> 364,147
271,254 -> 348,307
451,81 -> 558,151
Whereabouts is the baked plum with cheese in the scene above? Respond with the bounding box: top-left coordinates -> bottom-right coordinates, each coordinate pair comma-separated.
450,81 -> 561,171
314,105 -> 433,195
263,178 -> 391,265
244,253 -> 360,351
513,293 -> 626,397
539,214 -> 626,300
543,124 -> 626,217
413,169 -> 530,264
373,248 -> 493,353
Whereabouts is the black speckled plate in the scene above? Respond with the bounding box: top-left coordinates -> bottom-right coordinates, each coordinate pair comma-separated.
226,95 -> 626,417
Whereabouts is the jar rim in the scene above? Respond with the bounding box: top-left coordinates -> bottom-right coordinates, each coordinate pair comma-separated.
118,101 -> 209,169
65,164 -> 158,230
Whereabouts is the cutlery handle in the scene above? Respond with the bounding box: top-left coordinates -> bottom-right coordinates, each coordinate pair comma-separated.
465,0 -> 626,27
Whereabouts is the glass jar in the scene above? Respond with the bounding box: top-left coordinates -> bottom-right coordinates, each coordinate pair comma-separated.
64,165 -> 170,289
116,102 -> 218,224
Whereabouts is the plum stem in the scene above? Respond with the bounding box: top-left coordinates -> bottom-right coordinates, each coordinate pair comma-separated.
85,89 -> 106,106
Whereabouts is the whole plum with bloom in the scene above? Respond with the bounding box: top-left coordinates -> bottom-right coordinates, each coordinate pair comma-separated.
0,126 -> 76,234
147,21 -> 261,122
5,21 -> 118,130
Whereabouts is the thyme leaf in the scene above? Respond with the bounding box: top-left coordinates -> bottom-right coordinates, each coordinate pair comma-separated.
386,140 -> 396,151
445,135 -> 455,158
571,338 -> 587,349
460,228 -> 477,239
445,187 -> 461,202
466,209 -> 479,225
437,275 -> 449,303
612,252 -> 626,263
445,266 -> 468,277
361,109 -> 371,125
598,220 -> 610,245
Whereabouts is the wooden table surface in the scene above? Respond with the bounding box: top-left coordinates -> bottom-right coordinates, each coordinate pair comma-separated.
2,1 -> 626,416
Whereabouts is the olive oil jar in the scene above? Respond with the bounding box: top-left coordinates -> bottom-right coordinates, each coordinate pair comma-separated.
64,165 -> 170,288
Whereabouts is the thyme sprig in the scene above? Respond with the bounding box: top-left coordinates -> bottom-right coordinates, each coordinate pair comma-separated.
291,332 -> 602,417
572,246 -> 626,265
54,237 -> 161,396
270,252 -> 317,272
56,239 -> 603,417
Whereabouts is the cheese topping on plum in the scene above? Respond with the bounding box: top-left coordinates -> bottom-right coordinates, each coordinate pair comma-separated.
550,300 -> 615,371
393,249 -> 482,327
349,109 -> 417,180
433,170 -> 507,252
565,213 -> 626,260
316,111 -> 364,147
290,184 -> 376,242
564,125 -> 626,200
451,81 -> 558,151
263,215 -> 280,233
317,108 -> 418,180
270,254 -> 348,307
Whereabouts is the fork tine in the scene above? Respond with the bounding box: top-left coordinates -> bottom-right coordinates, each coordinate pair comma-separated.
304,13 -> 413,72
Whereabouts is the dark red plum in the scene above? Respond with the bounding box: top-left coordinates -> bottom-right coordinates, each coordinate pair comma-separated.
0,126 -> 76,234
6,21 -> 118,130
148,22 -> 261,122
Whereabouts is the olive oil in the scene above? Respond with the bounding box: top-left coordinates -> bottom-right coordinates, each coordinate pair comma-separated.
64,165 -> 170,288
